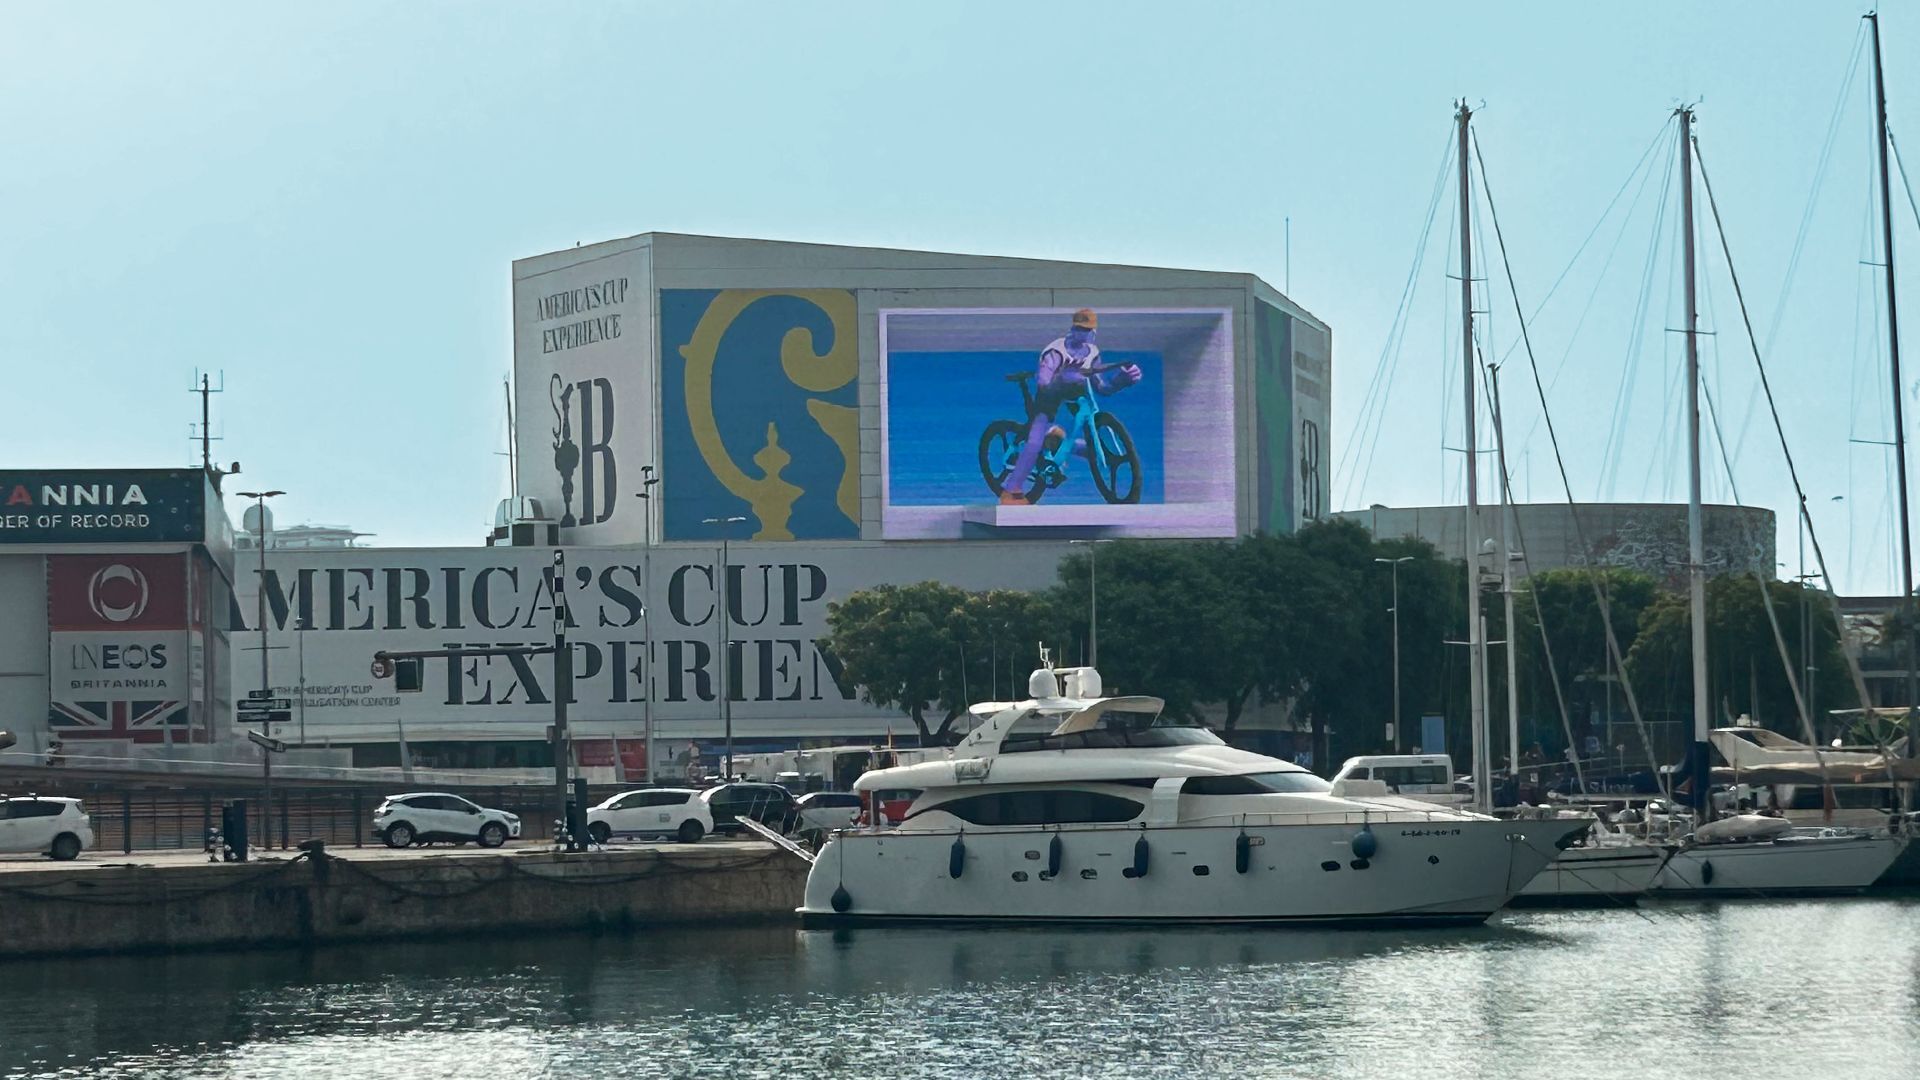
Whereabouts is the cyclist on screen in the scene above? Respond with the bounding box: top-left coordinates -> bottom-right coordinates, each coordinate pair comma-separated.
1000,308 -> 1142,504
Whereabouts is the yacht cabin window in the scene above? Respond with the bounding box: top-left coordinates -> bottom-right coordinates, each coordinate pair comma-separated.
1181,772 -> 1334,795
912,789 -> 1144,826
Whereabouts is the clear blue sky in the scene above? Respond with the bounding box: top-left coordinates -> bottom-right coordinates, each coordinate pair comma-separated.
2,2 -> 1916,592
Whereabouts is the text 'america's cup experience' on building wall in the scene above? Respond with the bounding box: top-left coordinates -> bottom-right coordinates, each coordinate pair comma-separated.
511,241 -> 656,545
227,542 -> 1067,743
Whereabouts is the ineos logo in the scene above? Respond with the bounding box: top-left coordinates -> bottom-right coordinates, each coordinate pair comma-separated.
87,563 -> 149,623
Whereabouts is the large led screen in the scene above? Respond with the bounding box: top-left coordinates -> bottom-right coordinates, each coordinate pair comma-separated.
881,307 -> 1236,539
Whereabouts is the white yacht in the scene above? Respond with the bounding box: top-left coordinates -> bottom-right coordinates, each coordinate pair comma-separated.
1709,724 -> 1911,784
799,665 -> 1590,927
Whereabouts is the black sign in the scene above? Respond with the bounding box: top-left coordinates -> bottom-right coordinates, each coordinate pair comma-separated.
0,469 -> 208,545
237,707 -> 292,723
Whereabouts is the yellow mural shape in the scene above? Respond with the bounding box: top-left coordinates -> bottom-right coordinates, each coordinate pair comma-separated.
678,289 -> 860,540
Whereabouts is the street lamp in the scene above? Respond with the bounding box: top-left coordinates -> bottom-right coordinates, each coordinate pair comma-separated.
1068,539 -> 1111,668
703,515 -> 747,781
635,465 -> 659,784
238,489 -> 284,849
1375,555 -> 1413,752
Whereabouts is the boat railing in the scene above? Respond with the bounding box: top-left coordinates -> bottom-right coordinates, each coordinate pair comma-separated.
838,805 -> 1489,837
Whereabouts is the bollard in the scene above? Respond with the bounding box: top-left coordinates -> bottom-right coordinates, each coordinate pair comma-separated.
353,791 -> 364,848
121,792 -> 133,855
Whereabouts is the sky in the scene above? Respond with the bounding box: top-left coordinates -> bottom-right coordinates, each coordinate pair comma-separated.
2,2 -> 1917,593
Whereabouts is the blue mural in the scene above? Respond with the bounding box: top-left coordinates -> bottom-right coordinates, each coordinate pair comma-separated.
659,290 -> 861,540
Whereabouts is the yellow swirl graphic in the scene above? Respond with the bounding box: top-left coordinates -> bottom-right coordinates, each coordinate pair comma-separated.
678,290 -> 860,539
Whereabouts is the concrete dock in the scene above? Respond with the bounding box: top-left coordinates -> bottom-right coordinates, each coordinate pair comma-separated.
0,841 -> 808,959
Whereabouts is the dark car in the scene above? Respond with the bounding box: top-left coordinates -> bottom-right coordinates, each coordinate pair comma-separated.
700,783 -> 799,835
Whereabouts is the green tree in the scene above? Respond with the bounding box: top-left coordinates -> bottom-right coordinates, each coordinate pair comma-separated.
822,582 -> 1058,743
1049,540 -> 1252,723
1509,567 -> 1660,759
1624,574 -> 1851,737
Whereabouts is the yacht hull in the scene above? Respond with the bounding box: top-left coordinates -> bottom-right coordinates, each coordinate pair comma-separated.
1510,843 -> 1669,906
1651,834 -> 1904,897
800,817 -> 1583,926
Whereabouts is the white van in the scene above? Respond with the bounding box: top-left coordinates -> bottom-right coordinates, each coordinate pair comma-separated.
1331,755 -> 1471,806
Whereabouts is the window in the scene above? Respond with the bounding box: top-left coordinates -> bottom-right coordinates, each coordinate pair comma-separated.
5,800 -> 66,819
1376,766 -> 1451,789
916,789 -> 1143,826
1182,772 -> 1333,796
644,791 -> 691,807
1002,726 -> 1225,754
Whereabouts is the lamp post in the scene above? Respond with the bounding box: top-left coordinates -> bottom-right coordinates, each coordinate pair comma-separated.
552,547 -> 574,848
238,489 -> 284,849
635,465 -> 659,784
1068,539 -> 1111,668
1375,555 -> 1413,752
703,515 -> 747,780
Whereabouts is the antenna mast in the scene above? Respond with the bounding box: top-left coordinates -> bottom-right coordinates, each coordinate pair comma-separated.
504,376 -> 519,501
189,370 -> 228,487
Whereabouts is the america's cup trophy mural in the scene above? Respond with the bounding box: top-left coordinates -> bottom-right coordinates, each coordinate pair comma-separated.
551,373 -> 580,528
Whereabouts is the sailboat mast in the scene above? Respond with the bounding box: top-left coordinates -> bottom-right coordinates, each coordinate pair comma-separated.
1458,101 -> 1491,812
1491,366 -> 1522,780
1869,12 -> 1918,752
1681,107 -> 1712,822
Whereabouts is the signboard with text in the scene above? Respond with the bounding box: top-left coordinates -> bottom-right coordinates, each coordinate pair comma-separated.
229,542 -> 1069,742
47,553 -> 192,741
0,469 -> 210,545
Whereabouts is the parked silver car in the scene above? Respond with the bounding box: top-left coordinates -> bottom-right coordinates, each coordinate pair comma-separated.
374,792 -> 520,848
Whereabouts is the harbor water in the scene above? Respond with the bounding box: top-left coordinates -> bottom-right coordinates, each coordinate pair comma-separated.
5,897 -> 1920,1079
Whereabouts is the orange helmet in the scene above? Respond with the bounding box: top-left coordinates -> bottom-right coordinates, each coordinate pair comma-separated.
1071,308 -> 1098,330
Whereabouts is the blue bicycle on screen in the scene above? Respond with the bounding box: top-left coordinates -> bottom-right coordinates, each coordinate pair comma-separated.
978,365 -> 1142,505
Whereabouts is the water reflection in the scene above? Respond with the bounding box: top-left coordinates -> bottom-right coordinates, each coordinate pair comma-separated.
3,900 -> 1918,1079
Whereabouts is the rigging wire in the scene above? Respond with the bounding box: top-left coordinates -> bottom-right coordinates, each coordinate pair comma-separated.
1763,21 -> 1869,358
1598,130 -> 1681,499
1334,130 -> 1456,506
1512,127 -> 1674,458
1478,357 -> 1587,793
1471,126 -> 1670,793
1691,137 -> 1883,732
1892,129 -> 1920,233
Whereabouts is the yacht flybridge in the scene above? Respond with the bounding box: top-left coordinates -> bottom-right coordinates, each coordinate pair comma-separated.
799,664 -> 1591,927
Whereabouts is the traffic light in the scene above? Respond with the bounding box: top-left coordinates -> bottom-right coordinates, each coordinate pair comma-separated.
395,656 -> 423,693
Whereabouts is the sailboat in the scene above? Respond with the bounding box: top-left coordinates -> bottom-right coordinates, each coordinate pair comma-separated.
1645,104 -> 1903,896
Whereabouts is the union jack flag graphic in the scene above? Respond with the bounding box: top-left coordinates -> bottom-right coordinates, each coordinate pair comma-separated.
48,700 -> 192,742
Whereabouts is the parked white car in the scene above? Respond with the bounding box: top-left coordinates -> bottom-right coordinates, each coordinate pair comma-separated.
586,788 -> 711,845
793,791 -> 863,836
0,796 -> 92,860
374,792 -> 521,848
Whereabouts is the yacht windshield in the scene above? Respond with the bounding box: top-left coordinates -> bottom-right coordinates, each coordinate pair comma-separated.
1181,772 -> 1333,795
1003,709 -> 1222,754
